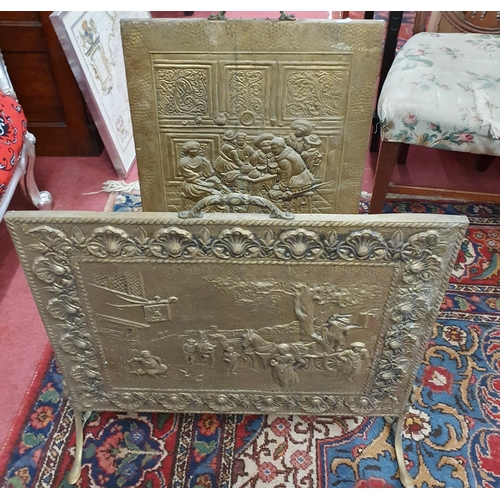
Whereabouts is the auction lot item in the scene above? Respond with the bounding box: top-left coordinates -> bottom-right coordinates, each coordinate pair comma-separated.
6,205 -> 467,486
121,18 -> 385,214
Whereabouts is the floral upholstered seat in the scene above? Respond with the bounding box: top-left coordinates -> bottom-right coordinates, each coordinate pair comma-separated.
379,32 -> 500,155
369,32 -> 500,213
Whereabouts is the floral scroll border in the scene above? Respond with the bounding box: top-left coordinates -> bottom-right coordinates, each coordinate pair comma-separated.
6,215 -> 467,417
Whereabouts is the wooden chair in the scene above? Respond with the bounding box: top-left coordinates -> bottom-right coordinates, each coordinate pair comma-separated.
425,11 -> 500,34
369,12 -> 500,213
0,49 -> 52,221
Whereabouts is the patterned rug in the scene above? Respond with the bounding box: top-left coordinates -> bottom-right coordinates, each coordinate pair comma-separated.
1,196 -> 500,488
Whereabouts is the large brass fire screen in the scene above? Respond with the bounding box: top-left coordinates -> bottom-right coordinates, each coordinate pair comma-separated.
6,208 -> 467,486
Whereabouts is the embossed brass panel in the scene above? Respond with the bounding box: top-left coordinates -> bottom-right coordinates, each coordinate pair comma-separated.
6,211 -> 467,418
121,19 -> 385,214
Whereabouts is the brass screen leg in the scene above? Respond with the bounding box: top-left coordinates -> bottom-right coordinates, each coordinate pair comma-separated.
68,409 -> 92,485
395,412 -> 415,488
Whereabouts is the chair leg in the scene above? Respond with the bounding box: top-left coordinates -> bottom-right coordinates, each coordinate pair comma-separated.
370,118 -> 381,152
21,132 -> 53,210
476,154 -> 496,172
369,141 -> 401,214
397,144 -> 410,165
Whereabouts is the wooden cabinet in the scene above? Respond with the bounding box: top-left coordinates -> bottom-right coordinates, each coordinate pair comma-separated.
0,11 -> 103,156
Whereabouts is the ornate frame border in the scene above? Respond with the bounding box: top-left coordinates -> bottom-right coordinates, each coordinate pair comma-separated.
5,212 -> 468,417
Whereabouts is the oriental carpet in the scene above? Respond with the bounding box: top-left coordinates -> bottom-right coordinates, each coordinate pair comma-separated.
1,196 -> 500,488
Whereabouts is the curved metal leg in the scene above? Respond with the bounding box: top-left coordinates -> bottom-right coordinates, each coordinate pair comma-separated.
395,412 -> 415,488
68,408 -> 92,485
21,132 -> 53,210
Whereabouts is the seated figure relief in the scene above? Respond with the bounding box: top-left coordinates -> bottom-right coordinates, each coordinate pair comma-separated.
178,119 -> 325,212
267,137 -> 317,201
179,140 -> 229,201
285,119 -> 324,174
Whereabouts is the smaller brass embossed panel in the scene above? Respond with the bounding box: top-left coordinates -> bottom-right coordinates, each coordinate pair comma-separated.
121,19 -> 385,214
6,211 -> 468,417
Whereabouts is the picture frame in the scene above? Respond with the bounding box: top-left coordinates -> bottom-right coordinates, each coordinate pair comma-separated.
50,11 -> 150,178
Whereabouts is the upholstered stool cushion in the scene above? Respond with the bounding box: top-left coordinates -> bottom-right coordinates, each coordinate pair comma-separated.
379,32 -> 500,156
0,90 -> 27,201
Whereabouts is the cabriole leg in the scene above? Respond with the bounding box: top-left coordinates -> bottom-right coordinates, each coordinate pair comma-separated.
21,132 -> 53,210
67,408 -> 92,485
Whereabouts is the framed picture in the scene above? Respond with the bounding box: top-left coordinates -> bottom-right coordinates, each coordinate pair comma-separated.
50,11 -> 150,178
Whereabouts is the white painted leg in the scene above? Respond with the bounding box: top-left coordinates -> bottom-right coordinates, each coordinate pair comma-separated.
21,132 -> 53,210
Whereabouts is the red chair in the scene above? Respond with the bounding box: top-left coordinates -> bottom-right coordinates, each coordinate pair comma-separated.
0,49 -> 52,221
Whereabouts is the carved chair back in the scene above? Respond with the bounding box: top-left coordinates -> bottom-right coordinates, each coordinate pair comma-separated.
414,11 -> 500,35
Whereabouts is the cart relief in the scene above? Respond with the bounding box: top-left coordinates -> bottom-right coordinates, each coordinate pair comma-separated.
181,279 -> 378,387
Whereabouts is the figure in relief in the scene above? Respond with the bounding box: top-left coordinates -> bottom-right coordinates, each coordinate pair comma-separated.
285,119 -> 324,173
127,350 -> 168,378
269,343 -> 301,387
268,137 -> 317,201
184,330 -> 218,365
337,342 -> 369,381
250,133 -> 279,176
320,313 -> 361,351
179,141 -> 228,201
197,331 -> 218,365
222,345 -> 241,375
182,338 -> 197,364
214,130 -> 248,187
235,132 -> 256,172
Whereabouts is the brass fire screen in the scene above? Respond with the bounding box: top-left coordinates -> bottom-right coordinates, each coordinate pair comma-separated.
6,210 -> 467,418
121,18 -> 385,214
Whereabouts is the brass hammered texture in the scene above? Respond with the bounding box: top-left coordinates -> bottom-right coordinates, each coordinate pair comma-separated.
5,211 -> 468,417
121,19 -> 385,214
